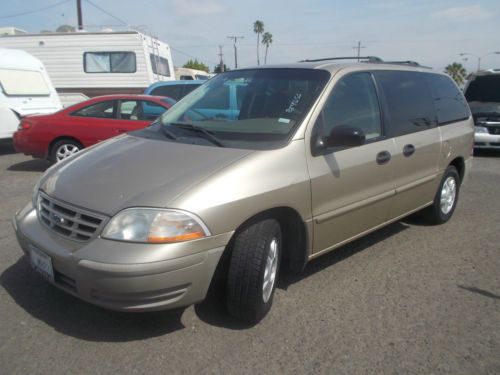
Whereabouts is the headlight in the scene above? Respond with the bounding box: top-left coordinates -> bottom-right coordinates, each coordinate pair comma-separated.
101,208 -> 211,243
475,126 -> 488,134
32,179 -> 42,207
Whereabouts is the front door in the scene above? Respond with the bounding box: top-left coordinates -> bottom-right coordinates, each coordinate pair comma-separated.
306,72 -> 397,254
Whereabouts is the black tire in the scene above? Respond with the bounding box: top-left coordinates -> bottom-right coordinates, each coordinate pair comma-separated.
50,139 -> 82,163
226,218 -> 281,324
422,166 -> 460,224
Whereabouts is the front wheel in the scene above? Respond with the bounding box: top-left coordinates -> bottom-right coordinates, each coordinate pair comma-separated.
50,139 -> 82,163
226,218 -> 281,324
422,166 -> 460,224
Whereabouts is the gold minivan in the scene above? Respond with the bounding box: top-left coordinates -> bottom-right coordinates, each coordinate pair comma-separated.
14,58 -> 474,323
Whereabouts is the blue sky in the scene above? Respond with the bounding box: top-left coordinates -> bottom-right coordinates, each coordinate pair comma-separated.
2,0 -> 500,73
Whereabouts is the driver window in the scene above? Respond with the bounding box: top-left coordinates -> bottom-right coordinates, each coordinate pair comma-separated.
317,72 -> 382,140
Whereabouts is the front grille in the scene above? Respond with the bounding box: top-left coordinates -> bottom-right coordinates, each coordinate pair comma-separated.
487,126 -> 500,135
37,192 -> 107,242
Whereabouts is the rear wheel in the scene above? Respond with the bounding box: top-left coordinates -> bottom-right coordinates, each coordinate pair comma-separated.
50,139 -> 82,163
226,218 -> 281,324
422,166 -> 460,224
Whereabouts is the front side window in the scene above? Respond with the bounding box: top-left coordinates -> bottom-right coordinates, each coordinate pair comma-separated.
426,74 -> 469,125
72,100 -> 117,118
150,55 -> 171,77
0,68 -> 50,96
84,52 -> 136,73
374,71 -> 436,136
135,69 -> 330,150
315,72 -> 382,141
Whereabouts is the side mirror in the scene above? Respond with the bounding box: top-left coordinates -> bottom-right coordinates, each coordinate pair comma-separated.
324,125 -> 365,148
312,125 -> 366,156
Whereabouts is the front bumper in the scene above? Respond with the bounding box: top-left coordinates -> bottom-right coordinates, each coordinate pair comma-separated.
14,202 -> 232,312
474,132 -> 500,149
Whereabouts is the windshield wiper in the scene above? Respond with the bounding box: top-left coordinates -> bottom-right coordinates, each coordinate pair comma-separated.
160,123 -> 177,140
149,119 -> 177,140
170,123 -> 225,147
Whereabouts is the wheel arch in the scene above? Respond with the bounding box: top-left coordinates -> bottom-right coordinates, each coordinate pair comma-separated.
48,136 -> 83,157
214,206 -> 309,282
449,156 -> 465,183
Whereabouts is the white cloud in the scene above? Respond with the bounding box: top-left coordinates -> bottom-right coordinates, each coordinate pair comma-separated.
172,0 -> 226,15
431,5 -> 492,21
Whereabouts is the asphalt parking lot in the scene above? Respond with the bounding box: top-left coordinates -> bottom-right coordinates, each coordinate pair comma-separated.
0,144 -> 499,374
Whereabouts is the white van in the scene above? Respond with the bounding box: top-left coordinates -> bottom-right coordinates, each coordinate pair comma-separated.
174,67 -> 210,81
0,48 -> 61,140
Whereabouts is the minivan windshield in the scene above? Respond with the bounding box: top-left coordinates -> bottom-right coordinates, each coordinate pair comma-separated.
147,68 -> 330,149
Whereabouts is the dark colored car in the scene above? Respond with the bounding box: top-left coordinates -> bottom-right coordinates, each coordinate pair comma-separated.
13,94 -> 175,162
463,69 -> 500,149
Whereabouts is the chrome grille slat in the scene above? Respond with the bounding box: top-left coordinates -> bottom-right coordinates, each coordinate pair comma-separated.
36,192 -> 108,242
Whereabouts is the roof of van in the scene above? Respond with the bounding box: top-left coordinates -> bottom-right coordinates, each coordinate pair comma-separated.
236,61 -> 436,74
0,48 -> 44,70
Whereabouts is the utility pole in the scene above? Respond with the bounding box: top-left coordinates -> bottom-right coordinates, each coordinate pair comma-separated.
352,41 -> 365,62
218,45 -> 225,72
76,0 -> 83,30
227,35 -> 244,69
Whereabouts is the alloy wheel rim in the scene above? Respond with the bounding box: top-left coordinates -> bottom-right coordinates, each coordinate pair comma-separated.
56,144 -> 80,161
440,176 -> 456,215
262,237 -> 279,303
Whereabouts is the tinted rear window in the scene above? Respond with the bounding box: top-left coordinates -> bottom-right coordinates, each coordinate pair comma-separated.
375,71 -> 436,136
151,85 -> 183,101
426,74 -> 469,125
151,84 -> 201,101
465,75 -> 500,103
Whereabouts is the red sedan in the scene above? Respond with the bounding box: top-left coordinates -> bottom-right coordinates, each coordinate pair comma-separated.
14,95 -> 175,163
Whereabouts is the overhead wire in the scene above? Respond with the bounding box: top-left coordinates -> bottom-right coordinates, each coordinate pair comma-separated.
0,0 -> 71,20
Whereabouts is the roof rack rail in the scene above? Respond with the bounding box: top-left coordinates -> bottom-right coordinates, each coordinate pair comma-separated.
383,60 -> 431,69
299,56 -> 383,63
299,56 -> 432,69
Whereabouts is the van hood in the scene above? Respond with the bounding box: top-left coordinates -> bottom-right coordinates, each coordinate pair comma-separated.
39,135 -> 253,216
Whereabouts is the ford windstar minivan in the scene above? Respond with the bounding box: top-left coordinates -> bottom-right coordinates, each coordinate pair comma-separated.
14,57 -> 474,323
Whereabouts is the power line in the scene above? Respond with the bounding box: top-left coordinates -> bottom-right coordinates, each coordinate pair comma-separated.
170,47 -> 218,66
0,0 -> 71,20
352,41 -> 366,62
84,0 -> 128,25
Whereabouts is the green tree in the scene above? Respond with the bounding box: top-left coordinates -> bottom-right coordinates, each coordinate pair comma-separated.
253,20 -> 264,65
444,63 -> 468,85
261,32 -> 273,65
56,25 -> 75,33
183,59 -> 209,73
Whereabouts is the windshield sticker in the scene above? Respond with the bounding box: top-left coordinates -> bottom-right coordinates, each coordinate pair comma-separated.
285,93 -> 302,114
278,118 -> 291,124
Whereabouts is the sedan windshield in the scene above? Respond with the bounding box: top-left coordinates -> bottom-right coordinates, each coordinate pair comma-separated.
153,68 -> 330,149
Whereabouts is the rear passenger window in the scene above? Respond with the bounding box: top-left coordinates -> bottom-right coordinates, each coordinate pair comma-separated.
316,72 -> 382,140
72,100 -> 116,119
426,74 -> 469,125
375,71 -> 436,136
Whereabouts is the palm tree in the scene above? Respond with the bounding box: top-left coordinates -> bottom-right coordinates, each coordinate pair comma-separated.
262,32 -> 273,65
444,63 -> 468,86
253,20 -> 264,65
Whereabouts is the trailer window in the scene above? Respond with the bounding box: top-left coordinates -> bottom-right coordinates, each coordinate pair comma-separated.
0,68 -> 50,96
84,52 -> 136,73
150,55 -> 171,77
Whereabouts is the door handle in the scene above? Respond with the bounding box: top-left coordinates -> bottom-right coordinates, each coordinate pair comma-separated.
376,151 -> 391,165
117,129 -> 127,133
403,144 -> 415,157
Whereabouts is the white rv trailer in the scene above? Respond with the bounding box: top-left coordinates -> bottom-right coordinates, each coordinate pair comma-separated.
0,30 -> 174,106
0,48 -> 61,140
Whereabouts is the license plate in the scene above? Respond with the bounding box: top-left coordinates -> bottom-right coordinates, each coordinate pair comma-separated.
29,245 -> 54,283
